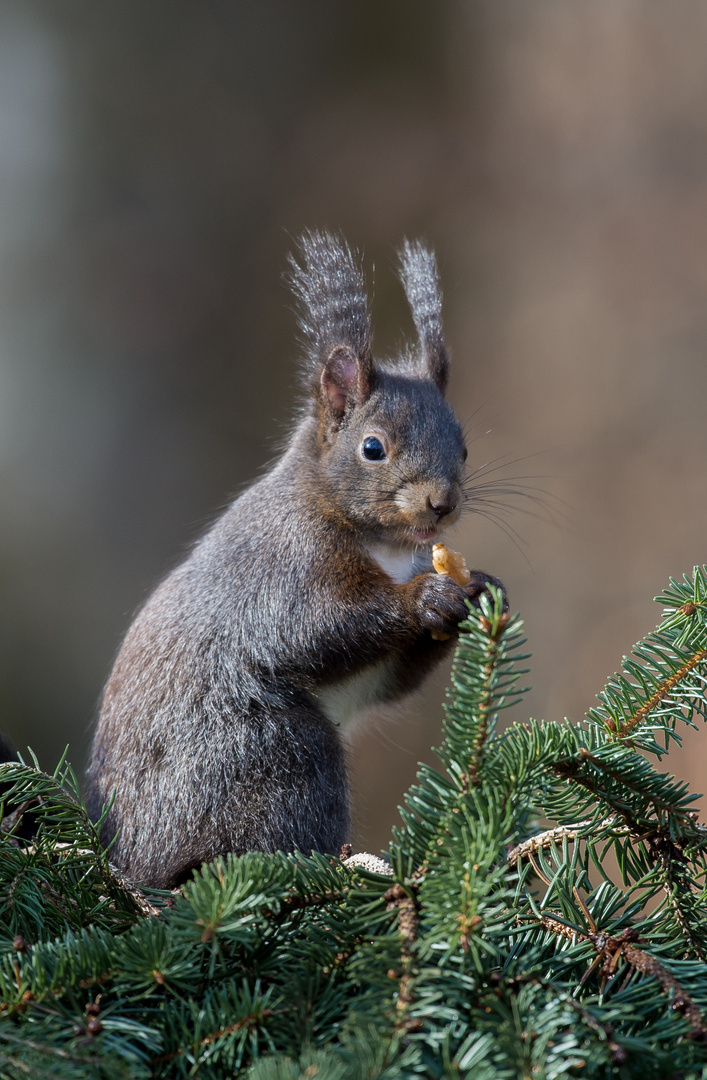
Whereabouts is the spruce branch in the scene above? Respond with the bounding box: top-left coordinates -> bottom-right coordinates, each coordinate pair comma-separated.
536,915 -> 707,1039
507,818 -> 618,867
609,646 -> 707,740
382,884 -> 420,1033
660,859 -> 707,962
587,566 -> 707,752
4,569 -> 707,1076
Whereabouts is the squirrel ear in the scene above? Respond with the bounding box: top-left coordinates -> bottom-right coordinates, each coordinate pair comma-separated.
321,345 -> 372,419
398,239 -> 449,394
286,231 -> 373,394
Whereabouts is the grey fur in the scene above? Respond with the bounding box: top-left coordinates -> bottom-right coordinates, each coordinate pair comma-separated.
86,232 -> 503,888
398,239 -> 449,392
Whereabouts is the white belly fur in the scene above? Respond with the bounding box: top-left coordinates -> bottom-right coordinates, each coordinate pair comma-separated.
314,542 -> 435,729
364,541 -> 432,585
315,661 -> 394,729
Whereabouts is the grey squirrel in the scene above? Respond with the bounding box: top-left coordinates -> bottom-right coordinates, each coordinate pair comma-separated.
85,232 -> 505,887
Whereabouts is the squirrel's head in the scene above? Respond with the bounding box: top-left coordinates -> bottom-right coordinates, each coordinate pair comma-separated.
287,232 -> 466,548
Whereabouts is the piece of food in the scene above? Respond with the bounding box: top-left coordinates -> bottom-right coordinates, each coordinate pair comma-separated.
430,543 -> 471,639
432,543 -> 471,587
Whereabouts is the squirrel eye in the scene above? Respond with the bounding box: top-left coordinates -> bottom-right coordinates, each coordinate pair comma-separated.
462,447 -> 468,462
361,436 -> 386,462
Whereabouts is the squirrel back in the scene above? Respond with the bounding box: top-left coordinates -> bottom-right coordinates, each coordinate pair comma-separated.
86,233 -> 504,886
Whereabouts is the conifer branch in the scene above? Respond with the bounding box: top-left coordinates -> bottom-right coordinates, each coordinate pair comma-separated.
468,613 -> 509,784
507,818 -> 618,866
383,884 -> 421,1032
661,861 -> 707,962
551,748 -> 700,848
152,1009 -> 276,1067
536,916 -> 707,1038
609,647 -> 707,739
4,569 -> 707,1076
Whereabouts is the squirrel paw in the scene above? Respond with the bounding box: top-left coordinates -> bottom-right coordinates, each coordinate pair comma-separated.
464,571 -> 508,613
417,571 -> 507,638
416,573 -> 475,637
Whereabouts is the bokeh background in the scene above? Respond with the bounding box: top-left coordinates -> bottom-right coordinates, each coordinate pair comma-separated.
2,1 -> 707,851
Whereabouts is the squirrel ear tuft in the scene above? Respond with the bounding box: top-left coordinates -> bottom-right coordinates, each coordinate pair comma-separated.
286,231 -> 373,395
321,345 -> 371,419
398,239 -> 449,394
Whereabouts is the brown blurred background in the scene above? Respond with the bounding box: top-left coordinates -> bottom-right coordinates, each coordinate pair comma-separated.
1,1 -> 707,851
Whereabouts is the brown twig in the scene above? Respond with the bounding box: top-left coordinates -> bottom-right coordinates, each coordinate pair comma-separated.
507,818 -> 619,867
152,1010 -> 276,1066
538,916 -> 707,1039
468,644 -> 497,785
661,859 -> 707,962
468,613 -> 508,785
383,884 -> 422,1033
551,751 -> 696,850
0,798 -> 37,836
609,648 -> 707,739
105,863 -> 164,918
279,890 -> 341,910
489,969 -> 628,1065
512,810 -> 707,963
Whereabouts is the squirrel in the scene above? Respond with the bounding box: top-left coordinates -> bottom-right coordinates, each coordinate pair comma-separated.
85,232 -> 505,888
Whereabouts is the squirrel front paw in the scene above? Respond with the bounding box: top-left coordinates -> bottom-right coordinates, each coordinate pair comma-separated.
415,573 -> 475,637
415,571 -> 507,638
464,570 -> 508,613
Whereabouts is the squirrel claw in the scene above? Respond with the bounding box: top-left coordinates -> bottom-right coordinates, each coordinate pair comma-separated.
465,571 -> 508,612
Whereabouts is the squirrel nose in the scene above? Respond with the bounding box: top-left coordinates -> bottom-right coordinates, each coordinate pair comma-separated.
428,496 -> 457,521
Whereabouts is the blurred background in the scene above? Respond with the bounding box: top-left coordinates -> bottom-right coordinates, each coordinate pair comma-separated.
2,0 -> 707,851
